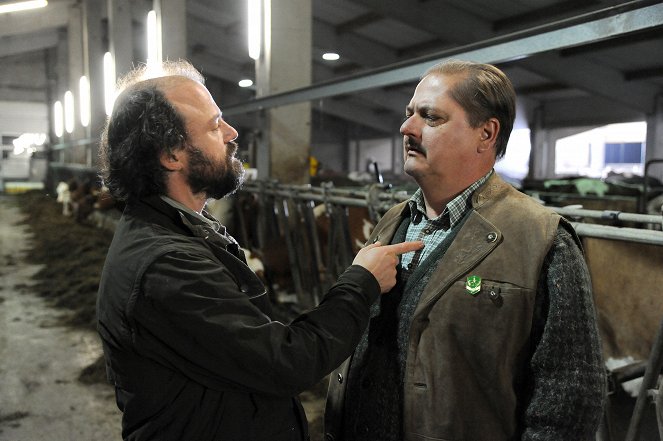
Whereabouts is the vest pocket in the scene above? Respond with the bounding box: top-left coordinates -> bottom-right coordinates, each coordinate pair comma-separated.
406,279 -> 534,440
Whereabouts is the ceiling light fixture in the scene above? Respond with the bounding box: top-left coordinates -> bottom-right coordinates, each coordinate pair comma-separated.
79,76 -> 90,127
103,52 -> 116,116
0,0 -> 47,14
248,0 -> 261,60
238,79 -> 254,88
64,91 -> 75,134
322,52 -> 340,61
146,10 -> 162,76
53,101 -> 63,138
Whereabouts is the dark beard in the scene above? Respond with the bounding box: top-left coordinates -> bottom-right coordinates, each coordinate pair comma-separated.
185,141 -> 245,199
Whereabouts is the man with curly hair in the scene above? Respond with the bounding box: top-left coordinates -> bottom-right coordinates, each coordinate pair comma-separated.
96,60 -> 422,441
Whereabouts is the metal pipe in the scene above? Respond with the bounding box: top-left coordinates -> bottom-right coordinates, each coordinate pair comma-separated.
570,222 -> 663,246
239,182 -> 663,246
223,3 -> 663,116
641,158 -> 663,213
552,206 -> 661,226
240,181 -> 409,202
624,317 -> 663,441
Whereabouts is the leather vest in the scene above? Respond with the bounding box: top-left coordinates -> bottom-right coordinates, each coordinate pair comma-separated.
326,173 -> 562,441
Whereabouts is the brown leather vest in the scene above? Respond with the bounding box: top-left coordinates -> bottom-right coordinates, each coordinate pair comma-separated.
326,173 -> 562,441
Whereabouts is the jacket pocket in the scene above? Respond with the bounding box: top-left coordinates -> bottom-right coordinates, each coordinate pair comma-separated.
405,279 -> 533,441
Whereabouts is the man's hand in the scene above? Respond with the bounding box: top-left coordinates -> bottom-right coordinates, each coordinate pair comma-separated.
353,241 -> 424,293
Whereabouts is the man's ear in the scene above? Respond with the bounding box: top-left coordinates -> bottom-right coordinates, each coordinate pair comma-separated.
478,118 -> 500,153
160,149 -> 184,171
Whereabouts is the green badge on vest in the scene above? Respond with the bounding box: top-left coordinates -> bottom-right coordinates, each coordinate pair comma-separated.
465,275 -> 482,295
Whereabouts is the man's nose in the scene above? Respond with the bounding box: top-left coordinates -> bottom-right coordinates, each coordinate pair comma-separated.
222,120 -> 239,143
400,116 -> 417,138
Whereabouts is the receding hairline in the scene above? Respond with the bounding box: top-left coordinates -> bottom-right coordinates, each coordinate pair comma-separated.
113,59 -> 205,103
121,75 -> 200,96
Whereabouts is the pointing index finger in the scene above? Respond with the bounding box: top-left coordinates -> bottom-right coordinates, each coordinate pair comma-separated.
382,240 -> 424,255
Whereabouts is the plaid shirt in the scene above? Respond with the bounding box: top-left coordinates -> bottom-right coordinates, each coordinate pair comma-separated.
400,170 -> 493,273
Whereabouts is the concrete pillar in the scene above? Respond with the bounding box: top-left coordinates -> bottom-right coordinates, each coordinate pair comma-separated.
82,0 -> 106,164
67,3 -> 86,145
51,28 -> 69,158
645,94 -> 663,182
108,0 -> 134,79
154,0 -> 187,62
255,0 -> 312,184
528,107 -> 551,180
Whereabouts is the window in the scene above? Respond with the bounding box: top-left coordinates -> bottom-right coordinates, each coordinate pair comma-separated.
604,142 -> 643,164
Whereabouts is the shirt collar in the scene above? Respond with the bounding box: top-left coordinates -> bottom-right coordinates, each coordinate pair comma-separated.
407,170 -> 493,229
160,195 -> 222,233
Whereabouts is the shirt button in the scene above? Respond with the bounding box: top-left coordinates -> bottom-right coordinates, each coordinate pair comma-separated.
486,232 -> 497,242
337,373 -> 343,384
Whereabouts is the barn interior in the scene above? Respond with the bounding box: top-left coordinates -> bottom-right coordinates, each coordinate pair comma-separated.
0,0 -> 662,440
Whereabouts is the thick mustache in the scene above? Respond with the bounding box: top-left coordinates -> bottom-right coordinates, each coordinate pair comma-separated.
405,137 -> 426,156
227,140 -> 239,157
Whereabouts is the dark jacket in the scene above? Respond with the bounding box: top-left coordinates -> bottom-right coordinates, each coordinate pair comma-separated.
97,196 -> 380,441
326,173 -> 605,441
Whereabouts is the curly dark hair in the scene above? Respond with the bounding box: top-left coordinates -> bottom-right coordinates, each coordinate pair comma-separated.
99,60 -> 205,203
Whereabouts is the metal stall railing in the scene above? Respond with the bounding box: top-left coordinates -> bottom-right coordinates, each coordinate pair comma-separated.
236,180 -> 663,301
624,317 -> 663,441
48,138 -> 99,191
640,159 -> 663,214
236,180 -> 663,439
235,181 -> 407,309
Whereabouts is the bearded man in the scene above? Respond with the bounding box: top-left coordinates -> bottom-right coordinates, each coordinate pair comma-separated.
97,60 -> 422,441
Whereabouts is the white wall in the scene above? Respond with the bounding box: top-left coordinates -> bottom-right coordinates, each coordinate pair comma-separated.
0,101 -> 49,137
353,138 -> 393,173
0,101 -> 49,182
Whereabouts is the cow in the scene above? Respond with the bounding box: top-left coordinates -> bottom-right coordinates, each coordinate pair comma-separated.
56,181 -> 72,216
584,237 -> 663,361
229,189 -> 377,308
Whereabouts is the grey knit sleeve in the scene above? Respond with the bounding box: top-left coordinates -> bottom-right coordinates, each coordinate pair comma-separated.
522,225 -> 607,441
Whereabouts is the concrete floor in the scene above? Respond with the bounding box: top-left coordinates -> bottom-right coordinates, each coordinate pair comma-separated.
0,198 -> 122,440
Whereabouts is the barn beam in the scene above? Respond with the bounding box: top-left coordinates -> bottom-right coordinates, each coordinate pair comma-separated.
0,30 -> 59,58
0,1 -> 72,38
223,3 -> 663,116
